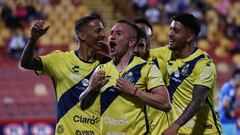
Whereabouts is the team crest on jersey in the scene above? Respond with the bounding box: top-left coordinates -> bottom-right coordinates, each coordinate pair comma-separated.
57,125 -> 64,134
181,64 -> 189,76
81,79 -> 89,87
174,70 -> 180,78
123,72 -> 134,83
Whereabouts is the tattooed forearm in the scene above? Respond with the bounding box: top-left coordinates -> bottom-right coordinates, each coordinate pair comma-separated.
175,85 -> 210,126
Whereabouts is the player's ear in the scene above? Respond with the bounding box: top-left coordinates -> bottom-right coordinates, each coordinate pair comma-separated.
187,33 -> 194,42
78,33 -> 86,40
128,39 -> 137,47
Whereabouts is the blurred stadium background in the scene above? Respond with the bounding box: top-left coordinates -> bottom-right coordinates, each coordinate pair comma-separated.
0,0 -> 240,134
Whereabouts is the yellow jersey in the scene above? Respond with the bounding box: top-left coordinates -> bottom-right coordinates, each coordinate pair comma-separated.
97,56 -> 165,135
150,47 -> 222,134
148,57 -> 170,135
38,50 -> 102,135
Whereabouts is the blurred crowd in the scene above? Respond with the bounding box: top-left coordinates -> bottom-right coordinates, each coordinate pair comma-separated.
1,0 -> 240,64
127,0 -> 240,67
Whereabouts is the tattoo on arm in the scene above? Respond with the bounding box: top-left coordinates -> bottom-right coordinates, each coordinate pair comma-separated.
175,85 -> 210,126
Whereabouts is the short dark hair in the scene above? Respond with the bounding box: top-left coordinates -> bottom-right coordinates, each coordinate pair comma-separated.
133,17 -> 153,32
172,13 -> 201,37
139,28 -> 147,41
75,15 -> 104,34
232,68 -> 240,79
117,20 -> 141,41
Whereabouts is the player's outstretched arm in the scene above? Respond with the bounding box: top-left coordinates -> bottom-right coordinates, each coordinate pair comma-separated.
162,85 -> 210,135
20,20 -> 49,70
79,71 -> 108,110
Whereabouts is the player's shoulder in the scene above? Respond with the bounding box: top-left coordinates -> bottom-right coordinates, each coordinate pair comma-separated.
193,49 -> 214,65
97,60 -> 113,69
133,56 -> 155,68
149,46 -> 170,59
48,50 -> 73,56
150,46 -> 169,52
134,56 -> 147,63
196,49 -> 212,60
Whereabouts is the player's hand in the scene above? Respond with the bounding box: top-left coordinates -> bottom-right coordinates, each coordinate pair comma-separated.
114,77 -> 135,95
162,123 -> 180,135
31,20 -> 50,40
89,71 -> 108,91
97,40 -> 110,58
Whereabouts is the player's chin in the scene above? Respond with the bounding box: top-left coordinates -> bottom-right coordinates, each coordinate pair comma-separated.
168,43 -> 175,50
133,53 -> 140,57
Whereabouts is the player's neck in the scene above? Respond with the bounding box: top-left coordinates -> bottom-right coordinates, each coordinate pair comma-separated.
76,45 -> 96,62
175,44 -> 196,59
114,51 -> 133,72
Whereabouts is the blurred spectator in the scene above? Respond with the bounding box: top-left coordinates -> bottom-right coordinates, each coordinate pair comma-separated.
144,6 -> 160,24
177,0 -> 190,11
132,0 -> 148,16
1,3 -> 12,22
15,3 -> 28,20
148,0 -> 159,7
163,0 -> 178,15
38,0 -> 50,5
0,0 -> 5,5
26,1 -> 46,21
217,0 -> 230,18
218,68 -> 240,135
71,0 -> 82,6
112,0 -> 134,19
7,29 -> 27,60
1,3 -> 21,29
15,3 -> 29,28
51,0 -> 61,5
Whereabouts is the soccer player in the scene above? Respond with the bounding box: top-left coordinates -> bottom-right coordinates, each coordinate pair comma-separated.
133,18 -> 170,134
79,20 -> 171,134
218,68 -> 240,135
149,13 -> 222,135
132,17 -> 153,60
20,16 -> 110,135
133,17 -> 168,85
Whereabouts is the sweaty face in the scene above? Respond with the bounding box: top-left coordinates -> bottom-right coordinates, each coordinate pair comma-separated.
108,23 -> 134,58
133,37 -> 147,58
82,19 -> 106,51
168,21 -> 191,51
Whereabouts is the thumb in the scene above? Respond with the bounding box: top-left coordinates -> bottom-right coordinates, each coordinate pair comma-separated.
43,26 -> 50,32
113,85 -> 119,90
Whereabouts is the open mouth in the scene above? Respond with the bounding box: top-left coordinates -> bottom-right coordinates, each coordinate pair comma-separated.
109,41 -> 117,52
169,38 -> 174,42
169,39 -> 175,45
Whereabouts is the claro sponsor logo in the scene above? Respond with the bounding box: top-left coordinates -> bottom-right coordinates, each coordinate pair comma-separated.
104,116 -> 128,125
73,115 -> 99,125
